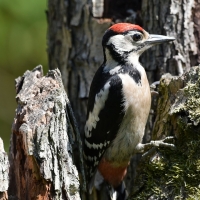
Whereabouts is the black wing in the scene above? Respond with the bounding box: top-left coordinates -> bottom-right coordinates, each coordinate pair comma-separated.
84,67 -> 125,183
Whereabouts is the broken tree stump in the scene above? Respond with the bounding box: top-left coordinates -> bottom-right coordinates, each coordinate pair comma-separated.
3,65 -> 200,200
129,66 -> 200,199
8,66 -> 83,200
0,138 -> 9,200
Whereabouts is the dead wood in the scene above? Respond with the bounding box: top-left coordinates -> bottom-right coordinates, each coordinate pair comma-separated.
9,66 -> 82,200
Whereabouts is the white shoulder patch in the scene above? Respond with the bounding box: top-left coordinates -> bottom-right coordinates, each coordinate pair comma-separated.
85,81 -> 110,137
84,139 -> 106,149
103,64 -> 121,75
109,66 -> 121,75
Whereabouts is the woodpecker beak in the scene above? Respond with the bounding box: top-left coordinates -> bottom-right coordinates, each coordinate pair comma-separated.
146,34 -> 175,45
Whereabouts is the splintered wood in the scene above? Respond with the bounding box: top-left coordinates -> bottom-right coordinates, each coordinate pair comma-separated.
10,66 -> 80,200
0,138 -> 9,200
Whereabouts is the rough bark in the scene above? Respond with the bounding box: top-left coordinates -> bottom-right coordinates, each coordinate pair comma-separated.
141,0 -> 198,79
46,1 -> 143,197
46,0 -> 200,199
0,138 -> 9,200
127,0 -> 199,193
9,66 -> 81,200
47,0 -> 107,135
47,0 -> 142,135
193,0 -> 200,65
129,66 -> 200,199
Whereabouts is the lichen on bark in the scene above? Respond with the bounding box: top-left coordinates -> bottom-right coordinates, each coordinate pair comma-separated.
129,66 -> 200,200
0,138 -> 9,200
9,66 -> 81,200
171,67 -> 200,126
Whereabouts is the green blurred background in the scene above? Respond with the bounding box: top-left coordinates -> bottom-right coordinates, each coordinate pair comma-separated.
0,0 -> 48,152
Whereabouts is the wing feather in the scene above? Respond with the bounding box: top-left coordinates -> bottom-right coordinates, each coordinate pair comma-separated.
84,70 -> 125,184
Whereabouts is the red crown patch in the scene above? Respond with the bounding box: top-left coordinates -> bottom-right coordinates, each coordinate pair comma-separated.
109,23 -> 143,33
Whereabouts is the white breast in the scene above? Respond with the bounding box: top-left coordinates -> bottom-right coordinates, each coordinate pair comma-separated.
104,69 -> 151,166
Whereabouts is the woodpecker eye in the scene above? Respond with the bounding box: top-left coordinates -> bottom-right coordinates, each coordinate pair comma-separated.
132,33 -> 142,42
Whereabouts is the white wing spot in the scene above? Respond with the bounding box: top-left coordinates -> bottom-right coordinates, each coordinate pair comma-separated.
94,161 -> 99,166
85,139 -> 108,149
99,143 -> 103,149
85,139 -> 92,149
87,156 -> 94,161
85,81 -> 110,137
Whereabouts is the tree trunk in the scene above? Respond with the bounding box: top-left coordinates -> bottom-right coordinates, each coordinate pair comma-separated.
2,0 -> 199,199
3,64 -> 200,199
129,65 -> 200,199
0,138 -> 9,200
8,66 -> 81,200
141,0 -> 198,79
46,0 -> 143,135
46,0 -> 199,199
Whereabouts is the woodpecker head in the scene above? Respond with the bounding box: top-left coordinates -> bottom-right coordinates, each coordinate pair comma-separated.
102,23 -> 175,63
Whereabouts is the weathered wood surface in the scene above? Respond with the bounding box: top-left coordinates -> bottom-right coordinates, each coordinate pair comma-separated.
9,66 -> 81,200
47,0 -> 110,134
46,0 -> 199,199
141,0 -> 198,78
46,1 -> 143,196
127,0 -> 199,192
0,138 -> 8,200
129,66 -> 200,199
193,0 -> 200,64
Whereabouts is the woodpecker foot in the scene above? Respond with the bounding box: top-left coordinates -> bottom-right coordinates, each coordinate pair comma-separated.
135,136 -> 176,154
141,147 -> 157,160
138,137 -> 176,161
150,81 -> 160,96
150,81 -> 160,88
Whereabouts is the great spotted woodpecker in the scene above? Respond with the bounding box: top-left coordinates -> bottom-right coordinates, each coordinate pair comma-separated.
84,23 -> 175,199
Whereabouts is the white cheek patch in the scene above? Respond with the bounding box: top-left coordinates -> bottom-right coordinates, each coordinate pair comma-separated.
107,35 -> 136,52
85,81 -> 110,137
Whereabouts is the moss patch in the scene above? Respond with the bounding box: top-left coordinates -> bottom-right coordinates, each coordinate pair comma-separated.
130,131 -> 200,199
130,67 -> 200,200
172,68 -> 200,126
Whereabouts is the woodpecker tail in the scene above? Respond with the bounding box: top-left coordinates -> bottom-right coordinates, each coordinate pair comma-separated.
91,170 -> 128,200
107,181 -> 128,200
115,181 -> 128,200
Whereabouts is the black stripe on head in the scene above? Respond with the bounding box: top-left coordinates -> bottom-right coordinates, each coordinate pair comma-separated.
105,42 -> 146,64
106,43 -> 123,63
102,28 -> 144,64
102,29 -> 117,47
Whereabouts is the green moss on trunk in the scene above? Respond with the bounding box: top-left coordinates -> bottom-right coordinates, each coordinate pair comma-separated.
129,66 -> 200,200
